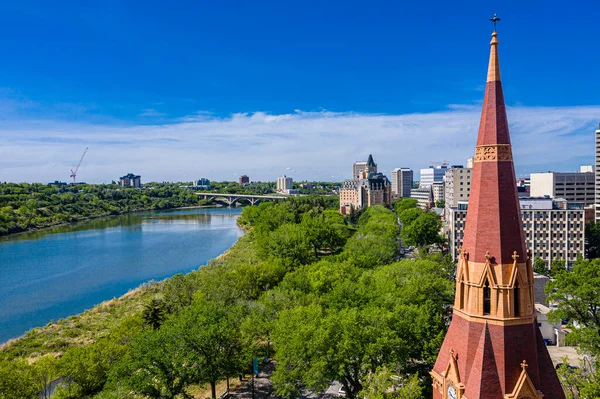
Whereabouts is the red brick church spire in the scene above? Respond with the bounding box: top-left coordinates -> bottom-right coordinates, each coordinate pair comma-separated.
429,17 -> 565,399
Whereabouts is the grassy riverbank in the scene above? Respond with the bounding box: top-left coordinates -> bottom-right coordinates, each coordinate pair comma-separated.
0,232 -> 252,362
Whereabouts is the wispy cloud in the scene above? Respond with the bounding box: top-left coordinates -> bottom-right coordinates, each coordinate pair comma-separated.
138,108 -> 167,117
0,105 -> 598,183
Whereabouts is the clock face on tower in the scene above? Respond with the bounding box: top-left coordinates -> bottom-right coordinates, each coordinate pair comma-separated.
447,385 -> 457,399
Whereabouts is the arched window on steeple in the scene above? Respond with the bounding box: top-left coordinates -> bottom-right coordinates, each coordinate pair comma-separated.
514,281 -> 520,317
459,280 -> 465,310
483,279 -> 491,315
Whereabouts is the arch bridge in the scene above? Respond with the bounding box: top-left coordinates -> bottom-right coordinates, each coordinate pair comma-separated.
195,192 -> 287,206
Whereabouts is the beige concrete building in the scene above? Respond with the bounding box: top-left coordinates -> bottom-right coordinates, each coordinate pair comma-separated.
447,197 -> 585,268
391,168 -> 413,198
444,166 -> 472,208
530,171 -> 595,205
276,176 -> 293,193
410,186 -> 433,209
432,182 -> 445,205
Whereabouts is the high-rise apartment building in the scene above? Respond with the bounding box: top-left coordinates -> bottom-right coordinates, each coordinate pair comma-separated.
276,176 -> 293,193
419,165 -> 447,187
119,173 -> 141,188
390,168 -> 413,198
444,166 -> 472,208
530,171 -> 595,205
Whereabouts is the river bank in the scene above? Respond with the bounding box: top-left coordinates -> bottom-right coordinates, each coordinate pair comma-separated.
0,229 -> 249,360
0,203 -> 222,240
0,207 -> 243,346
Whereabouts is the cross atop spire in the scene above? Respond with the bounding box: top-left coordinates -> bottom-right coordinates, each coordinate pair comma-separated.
490,13 -> 501,32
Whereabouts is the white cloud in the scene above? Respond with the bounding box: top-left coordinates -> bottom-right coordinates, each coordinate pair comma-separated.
0,105 -> 598,183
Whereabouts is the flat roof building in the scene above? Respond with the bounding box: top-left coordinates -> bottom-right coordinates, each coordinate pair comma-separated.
120,173 -> 141,188
530,171 -> 595,206
390,168 -> 413,198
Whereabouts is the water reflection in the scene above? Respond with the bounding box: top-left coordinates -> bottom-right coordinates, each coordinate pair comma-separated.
0,207 -> 243,343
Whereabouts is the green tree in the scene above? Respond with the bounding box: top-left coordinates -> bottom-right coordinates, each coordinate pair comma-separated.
33,355 -> 59,399
162,273 -> 197,314
0,360 -> 38,399
547,258 -> 600,355
142,298 -> 166,329
586,221 -> 600,259
397,208 -> 423,227
533,256 -> 547,275
174,299 -> 249,399
393,198 -> 418,215
360,368 -> 423,399
262,223 -> 316,265
401,212 -> 443,248
109,327 -> 198,399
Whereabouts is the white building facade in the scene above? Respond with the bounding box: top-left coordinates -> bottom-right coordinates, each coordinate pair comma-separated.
276,176 -> 293,193
530,171 -> 595,206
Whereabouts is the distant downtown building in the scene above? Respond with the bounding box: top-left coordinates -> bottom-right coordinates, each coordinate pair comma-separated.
340,155 -> 391,214
119,173 -> 141,188
410,186 -> 433,209
390,168 -> 413,198
447,196 -> 586,267
276,175 -> 293,193
239,175 -> 250,185
194,178 -> 211,188
419,165 -> 447,187
432,182 -> 444,205
444,166 -> 472,208
530,171 -> 595,206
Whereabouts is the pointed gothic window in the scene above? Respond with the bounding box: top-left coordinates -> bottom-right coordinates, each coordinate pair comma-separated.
483,280 -> 491,315
459,281 -> 465,310
514,281 -> 520,317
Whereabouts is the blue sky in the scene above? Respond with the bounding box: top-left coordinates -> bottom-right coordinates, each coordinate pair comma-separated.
0,1 -> 598,183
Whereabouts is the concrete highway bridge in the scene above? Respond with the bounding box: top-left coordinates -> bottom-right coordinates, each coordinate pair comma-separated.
195,192 -> 288,206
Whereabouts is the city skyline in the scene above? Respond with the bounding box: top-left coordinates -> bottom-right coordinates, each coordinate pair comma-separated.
0,2 -> 598,182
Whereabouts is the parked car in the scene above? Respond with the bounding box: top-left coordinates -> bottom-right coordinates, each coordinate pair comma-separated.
338,386 -> 346,396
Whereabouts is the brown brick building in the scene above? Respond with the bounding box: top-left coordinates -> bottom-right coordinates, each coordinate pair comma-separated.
430,25 -> 565,399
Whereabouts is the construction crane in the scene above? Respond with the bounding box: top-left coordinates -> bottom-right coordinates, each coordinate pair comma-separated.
70,147 -> 88,184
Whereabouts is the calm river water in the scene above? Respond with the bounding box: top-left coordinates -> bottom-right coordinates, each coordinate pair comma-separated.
0,207 -> 243,343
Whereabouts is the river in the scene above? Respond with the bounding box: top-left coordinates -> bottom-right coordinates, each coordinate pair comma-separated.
0,207 -> 243,344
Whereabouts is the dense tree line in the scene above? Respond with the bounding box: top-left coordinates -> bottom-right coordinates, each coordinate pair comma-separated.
200,181 -> 340,196
0,197 -> 453,399
0,182 -> 211,236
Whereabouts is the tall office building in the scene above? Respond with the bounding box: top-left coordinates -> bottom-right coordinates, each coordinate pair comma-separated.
431,25 -> 564,398
444,166 -> 472,208
390,168 -> 413,198
419,165 -> 447,187
530,171 -> 595,205
276,176 -> 293,193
